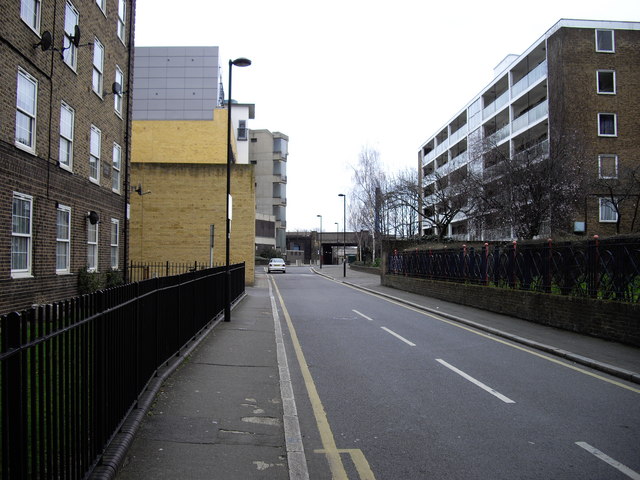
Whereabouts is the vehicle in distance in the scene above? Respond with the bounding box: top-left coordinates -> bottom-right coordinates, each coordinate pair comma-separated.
267,258 -> 286,273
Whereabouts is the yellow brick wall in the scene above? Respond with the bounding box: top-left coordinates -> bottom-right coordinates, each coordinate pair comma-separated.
129,162 -> 255,285
131,108 -> 235,165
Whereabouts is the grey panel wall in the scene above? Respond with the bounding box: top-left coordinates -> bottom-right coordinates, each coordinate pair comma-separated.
132,46 -> 220,120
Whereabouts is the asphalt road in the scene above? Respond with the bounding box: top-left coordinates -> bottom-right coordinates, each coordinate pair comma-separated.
269,266 -> 640,480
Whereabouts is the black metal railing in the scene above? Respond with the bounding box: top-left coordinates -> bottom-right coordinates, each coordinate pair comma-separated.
128,260 -> 217,283
1,263 -> 245,479
387,237 -> 640,303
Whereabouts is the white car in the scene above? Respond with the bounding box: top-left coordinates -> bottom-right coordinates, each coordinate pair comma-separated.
267,258 -> 286,273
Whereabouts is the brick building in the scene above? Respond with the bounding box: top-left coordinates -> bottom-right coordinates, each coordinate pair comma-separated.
419,19 -> 640,240
0,0 -> 135,313
130,47 -> 256,285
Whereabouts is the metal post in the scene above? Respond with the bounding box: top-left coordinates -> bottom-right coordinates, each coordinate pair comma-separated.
317,214 -> 322,268
339,194 -> 346,277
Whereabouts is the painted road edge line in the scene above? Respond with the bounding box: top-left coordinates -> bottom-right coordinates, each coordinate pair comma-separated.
576,442 -> 640,480
436,358 -> 516,404
381,327 -> 416,347
269,278 -> 310,480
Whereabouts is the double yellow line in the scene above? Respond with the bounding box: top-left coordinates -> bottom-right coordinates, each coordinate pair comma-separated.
270,277 -> 376,480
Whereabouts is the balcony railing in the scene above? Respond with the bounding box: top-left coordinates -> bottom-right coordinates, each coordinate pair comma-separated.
449,125 -> 467,146
486,124 -> 510,146
511,60 -> 547,98
482,90 -> 509,120
512,100 -> 548,133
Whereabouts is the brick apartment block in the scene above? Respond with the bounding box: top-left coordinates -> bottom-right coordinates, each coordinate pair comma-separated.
0,0 -> 136,313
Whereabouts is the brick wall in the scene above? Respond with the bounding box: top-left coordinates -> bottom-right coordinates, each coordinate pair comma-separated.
129,162 -> 255,285
381,269 -> 640,347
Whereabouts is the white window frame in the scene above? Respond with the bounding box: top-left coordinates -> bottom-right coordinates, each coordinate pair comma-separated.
21,0 -> 41,33
112,143 -> 122,193
110,219 -> 120,270
595,29 -> 615,53
95,0 -> 106,14
92,38 -> 104,97
114,66 -> 124,116
87,221 -> 99,272
598,154 -> 618,179
89,125 -> 101,183
599,198 -> 618,223
596,70 -> 616,95
63,1 -> 79,70
597,113 -> 617,137
12,193 -> 33,277
16,68 -> 38,153
117,0 -> 126,43
59,101 -> 75,171
56,204 -> 71,274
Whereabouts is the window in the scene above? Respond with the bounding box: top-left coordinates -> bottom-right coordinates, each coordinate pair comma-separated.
12,193 -> 33,276
56,205 -> 71,273
21,0 -> 41,32
112,143 -> 121,193
87,222 -> 98,271
59,102 -> 74,170
597,70 -> 616,94
110,219 -> 119,269
117,0 -> 126,42
89,125 -> 101,183
237,120 -> 247,140
16,69 -> 38,152
63,2 -> 79,69
114,66 -> 124,115
599,198 -> 618,223
92,38 -> 104,96
595,29 -> 614,53
598,154 -> 618,179
598,113 -> 617,137
95,0 -> 106,13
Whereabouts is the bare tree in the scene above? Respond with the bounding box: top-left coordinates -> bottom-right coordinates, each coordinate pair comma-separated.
385,168 -> 422,238
591,161 -> 640,234
466,128 -> 587,240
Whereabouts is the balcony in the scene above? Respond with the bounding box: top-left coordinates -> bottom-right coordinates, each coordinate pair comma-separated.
482,90 -> 509,120
449,125 -> 467,147
511,100 -> 548,134
486,124 -> 510,146
511,60 -> 547,98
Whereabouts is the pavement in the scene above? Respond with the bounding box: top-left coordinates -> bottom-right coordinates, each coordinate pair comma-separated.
111,264 -> 640,480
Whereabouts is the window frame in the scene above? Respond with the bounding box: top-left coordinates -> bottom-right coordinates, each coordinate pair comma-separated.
114,66 -> 124,116
87,221 -> 99,272
56,204 -> 72,274
596,70 -> 616,95
595,29 -> 615,53
112,143 -> 122,193
89,125 -> 101,183
16,68 -> 38,153
59,101 -> 75,171
11,192 -> 33,277
95,0 -> 106,14
598,154 -> 618,179
63,1 -> 79,70
597,113 -> 617,137
599,197 -> 618,223
117,0 -> 126,43
92,38 -> 105,97
21,0 -> 41,33
110,218 -> 120,270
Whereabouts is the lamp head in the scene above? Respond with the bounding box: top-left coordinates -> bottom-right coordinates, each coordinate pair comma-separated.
231,57 -> 251,67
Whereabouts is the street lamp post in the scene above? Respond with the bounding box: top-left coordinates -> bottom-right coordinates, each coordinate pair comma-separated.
334,222 -> 339,263
225,57 -> 251,322
317,214 -> 323,269
338,193 -> 346,277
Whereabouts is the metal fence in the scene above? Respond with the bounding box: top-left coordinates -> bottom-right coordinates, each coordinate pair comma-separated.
128,260 -> 216,283
387,237 -> 640,303
1,263 -> 245,479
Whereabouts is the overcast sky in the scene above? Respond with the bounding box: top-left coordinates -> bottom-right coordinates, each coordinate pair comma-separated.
134,0 -> 638,232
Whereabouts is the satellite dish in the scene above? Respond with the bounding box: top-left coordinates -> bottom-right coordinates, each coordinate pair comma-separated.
112,82 -> 122,95
70,25 -> 81,47
88,211 -> 100,225
34,30 -> 53,51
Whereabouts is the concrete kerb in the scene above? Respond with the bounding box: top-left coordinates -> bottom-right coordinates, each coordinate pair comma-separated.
311,269 -> 640,386
89,292 -> 248,480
